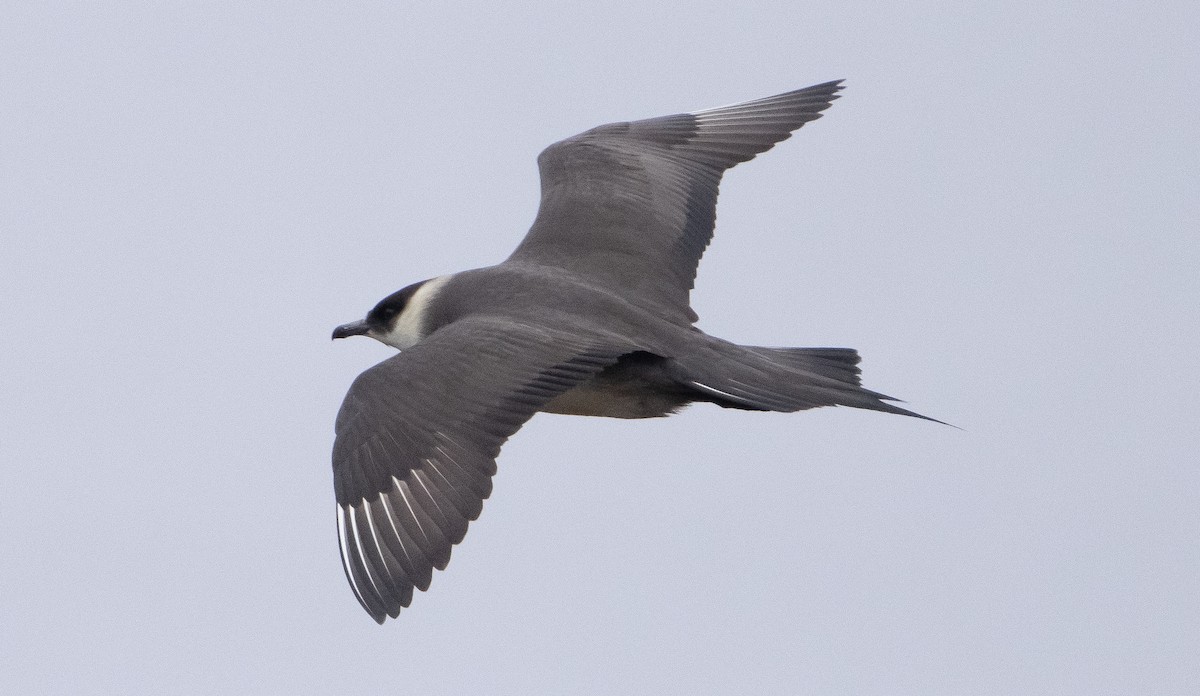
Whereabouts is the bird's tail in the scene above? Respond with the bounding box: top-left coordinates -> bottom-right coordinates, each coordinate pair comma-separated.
672,339 -> 941,423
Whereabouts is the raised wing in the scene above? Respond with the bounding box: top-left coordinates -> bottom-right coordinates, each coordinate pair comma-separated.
506,80 -> 843,323
332,318 -> 627,622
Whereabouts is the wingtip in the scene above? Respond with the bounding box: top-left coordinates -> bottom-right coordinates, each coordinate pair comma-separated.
816,79 -> 846,98
809,78 -> 845,90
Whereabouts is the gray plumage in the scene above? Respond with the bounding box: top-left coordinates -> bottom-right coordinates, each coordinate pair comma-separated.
331,80 -> 937,623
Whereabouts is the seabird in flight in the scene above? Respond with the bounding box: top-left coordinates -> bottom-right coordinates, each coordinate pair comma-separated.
331,80 -> 937,623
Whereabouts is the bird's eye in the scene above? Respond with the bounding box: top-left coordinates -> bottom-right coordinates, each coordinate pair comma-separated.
372,305 -> 400,323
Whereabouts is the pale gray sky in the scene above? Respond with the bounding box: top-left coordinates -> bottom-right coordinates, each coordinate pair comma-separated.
3,2 -> 1198,694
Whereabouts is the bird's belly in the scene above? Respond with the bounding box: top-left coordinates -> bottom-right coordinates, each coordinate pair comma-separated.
539,379 -> 687,419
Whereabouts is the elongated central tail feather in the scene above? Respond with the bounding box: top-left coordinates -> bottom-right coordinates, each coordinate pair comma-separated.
673,340 -> 942,423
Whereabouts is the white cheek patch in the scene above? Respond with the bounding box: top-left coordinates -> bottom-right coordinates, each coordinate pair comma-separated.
379,274 -> 453,350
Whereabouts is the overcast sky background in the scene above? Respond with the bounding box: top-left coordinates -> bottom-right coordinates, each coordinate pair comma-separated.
3,2 -> 1198,694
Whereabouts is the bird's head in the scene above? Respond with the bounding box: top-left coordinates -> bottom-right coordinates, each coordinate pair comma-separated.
332,276 -> 450,350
